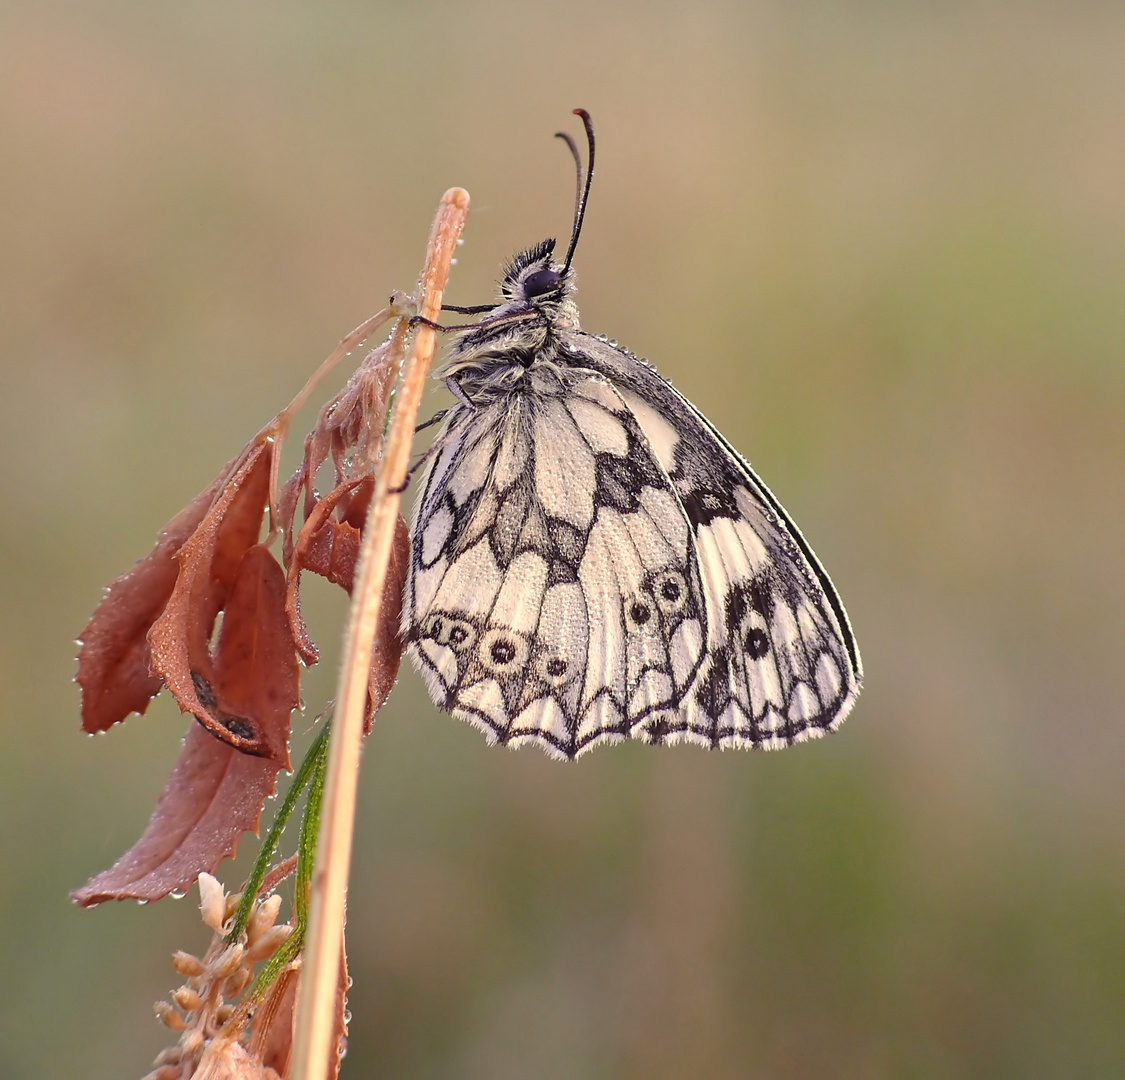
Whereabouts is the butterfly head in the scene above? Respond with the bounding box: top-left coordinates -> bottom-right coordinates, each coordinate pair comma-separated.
499,238 -> 575,307
442,112 -> 593,350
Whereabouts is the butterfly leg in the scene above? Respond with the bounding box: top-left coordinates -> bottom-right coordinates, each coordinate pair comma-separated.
444,378 -> 475,408
390,414 -> 462,494
409,314 -> 479,333
411,311 -> 541,334
389,455 -> 431,494
441,302 -> 496,315
415,409 -> 449,434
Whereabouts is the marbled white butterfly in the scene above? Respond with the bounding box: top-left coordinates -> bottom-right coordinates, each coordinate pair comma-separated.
404,110 -> 862,759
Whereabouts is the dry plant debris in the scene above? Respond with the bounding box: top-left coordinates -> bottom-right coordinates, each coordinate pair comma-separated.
143,874 -> 347,1080
73,310 -> 411,906
73,187 -> 468,1080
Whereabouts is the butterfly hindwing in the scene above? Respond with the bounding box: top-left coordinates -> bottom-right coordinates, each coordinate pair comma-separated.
404,368 -> 711,759
559,331 -> 862,750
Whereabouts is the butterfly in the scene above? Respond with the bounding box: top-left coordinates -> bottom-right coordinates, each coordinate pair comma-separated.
402,110 -> 862,760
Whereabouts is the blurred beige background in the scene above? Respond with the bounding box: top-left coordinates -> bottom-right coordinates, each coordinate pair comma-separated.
2,2 -> 1124,1077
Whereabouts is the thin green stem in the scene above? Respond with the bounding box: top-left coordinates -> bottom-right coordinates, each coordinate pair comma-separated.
239,717 -> 331,1002
227,718 -> 333,944
295,717 -> 330,925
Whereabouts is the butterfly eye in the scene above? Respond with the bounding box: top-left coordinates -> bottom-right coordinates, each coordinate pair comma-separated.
522,268 -> 562,299
479,628 -> 530,674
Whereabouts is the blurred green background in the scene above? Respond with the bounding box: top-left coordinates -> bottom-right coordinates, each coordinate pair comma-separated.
2,2 -> 1124,1077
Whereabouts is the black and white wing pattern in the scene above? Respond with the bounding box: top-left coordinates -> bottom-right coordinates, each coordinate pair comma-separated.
403,337 -> 862,760
403,110 -> 860,757
561,331 -> 862,752
404,367 -> 709,758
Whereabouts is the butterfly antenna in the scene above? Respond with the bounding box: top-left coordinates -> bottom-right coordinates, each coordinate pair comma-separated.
557,108 -> 595,274
555,130 -> 584,238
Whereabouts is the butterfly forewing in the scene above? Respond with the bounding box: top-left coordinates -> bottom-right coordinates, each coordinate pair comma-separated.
404,364 -> 713,759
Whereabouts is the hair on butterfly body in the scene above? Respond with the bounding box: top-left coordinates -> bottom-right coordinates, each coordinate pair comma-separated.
403,109 -> 862,760
435,114 -> 593,395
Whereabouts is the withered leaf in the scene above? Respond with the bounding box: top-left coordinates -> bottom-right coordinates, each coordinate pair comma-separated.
370,513 -> 409,720
277,337 -> 400,573
76,307 -> 414,910
250,964 -> 299,1077
73,543 -> 298,904
149,441 -> 278,756
76,474 -> 223,733
285,477 -> 374,665
70,723 -> 280,906
286,494 -> 408,731
210,543 -> 299,767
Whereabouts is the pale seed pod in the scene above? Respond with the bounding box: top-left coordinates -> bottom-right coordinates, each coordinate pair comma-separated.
210,942 -> 245,979
172,950 -> 207,978
247,894 -> 283,942
198,873 -> 227,934
223,964 -> 253,998
172,985 -> 203,1012
246,924 -> 293,962
153,1001 -> 186,1031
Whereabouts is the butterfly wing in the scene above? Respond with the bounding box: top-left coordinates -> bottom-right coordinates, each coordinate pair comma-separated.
404,371 -> 712,759
558,331 -> 863,751
405,337 -> 862,758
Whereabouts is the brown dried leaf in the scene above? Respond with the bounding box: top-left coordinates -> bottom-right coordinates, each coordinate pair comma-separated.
277,337 -> 401,573
76,474 -> 223,733
285,477 -> 373,664
286,482 -> 407,732
75,297 -> 412,912
210,543 -> 299,767
73,544 -> 298,905
249,964 -> 299,1078
149,441 -> 277,756
278,407 -> 336,573
273,327 -> 408,737
369,513 -> 409,719
70,723 -> 280,906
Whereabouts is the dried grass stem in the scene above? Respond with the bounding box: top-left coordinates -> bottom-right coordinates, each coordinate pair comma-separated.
289,187 -> 470,1080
